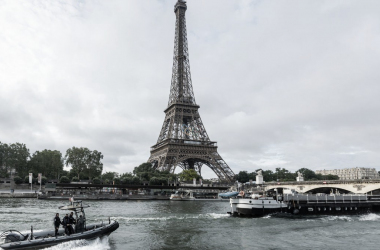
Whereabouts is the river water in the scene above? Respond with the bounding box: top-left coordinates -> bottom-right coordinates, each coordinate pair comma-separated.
1,198 -> 380,250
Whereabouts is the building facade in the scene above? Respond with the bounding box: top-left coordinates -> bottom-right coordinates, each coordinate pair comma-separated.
316,167 -> 379,180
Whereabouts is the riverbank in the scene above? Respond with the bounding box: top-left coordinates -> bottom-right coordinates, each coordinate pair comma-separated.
0,190 -> 171,200
39,194 -> 170,200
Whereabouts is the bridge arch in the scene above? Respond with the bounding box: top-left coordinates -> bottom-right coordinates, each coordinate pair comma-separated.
265,181 -> 380,194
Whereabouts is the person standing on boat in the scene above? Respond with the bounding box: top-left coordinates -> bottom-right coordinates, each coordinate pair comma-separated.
62,214 -> 71,235
53,213 -> 62,237
76,215 -> 84,233
68,212 -> 76,234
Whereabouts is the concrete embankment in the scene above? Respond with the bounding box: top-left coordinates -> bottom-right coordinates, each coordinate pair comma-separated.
0,192 -> 171,200
0,192 -> 37,198
38,194 -> 170,200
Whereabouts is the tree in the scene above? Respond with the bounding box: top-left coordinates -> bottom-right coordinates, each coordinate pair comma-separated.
0,142 -> 30,177
133,163 -> 154,175
113,178 -> 121,185
102,172 -> 117,181
236,171 -> 249,183
65,147 -> 103,180
120,172 -> 133,179
121,177 -> 132,184
248,172 -> 256,181
275,168 -> 296,181
41,176 -> 47,185
132,176 -> 141,185
59,176 -> 70,183
296,168 -> 318,181
28,150 -> 63,179
179,169 -> 201,181
14,176 -> 23,184
72,177 -> 79,182
255,169 -> 276,182
322,174 -> 339,180
92,177 -> 101,184
149,177 -> 168,185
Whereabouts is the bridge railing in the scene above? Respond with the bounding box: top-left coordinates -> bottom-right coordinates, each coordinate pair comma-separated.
265,179 -> 380,186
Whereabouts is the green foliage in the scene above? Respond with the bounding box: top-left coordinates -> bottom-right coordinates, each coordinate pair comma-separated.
102,172 -> 117,181
61,170 -> 69,178
120,172 -> 133,178
72,177 -> 79,182
274,168 -> 297,182
92,177 -> 101,184
0,142 -> 30,177
65,147 -> 103,180
13,176 -> 23,184
24,176 -> 30,183
121,177 -> 133,184
255,169 -> 276,182
296,168 -> 318,181
28,150 -> 63,179
248,172 -> 256,181
113,178 -> 121,185
79,172 -> 89,180
41,176 -> 47,185
133,163 -> 154,175
59,176 -> 70,183
149,177 -> 168,185
322,174 -> 339,180
179,169 -> 201,181
132,176 -> 141,185
236,171 -> 249,183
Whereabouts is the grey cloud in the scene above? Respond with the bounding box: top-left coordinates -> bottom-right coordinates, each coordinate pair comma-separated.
1,0 -> 380,177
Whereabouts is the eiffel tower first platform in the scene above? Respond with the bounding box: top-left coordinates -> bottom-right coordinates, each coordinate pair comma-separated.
148,0 -> 235,181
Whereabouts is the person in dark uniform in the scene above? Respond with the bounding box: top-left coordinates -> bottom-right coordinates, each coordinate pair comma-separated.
62,214 -> 70,235
68,212 -> 76,234
53,213 -> 62,237
76,215 -> 84,233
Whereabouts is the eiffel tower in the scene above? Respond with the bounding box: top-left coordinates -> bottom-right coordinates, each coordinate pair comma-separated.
148,0 -> 235,181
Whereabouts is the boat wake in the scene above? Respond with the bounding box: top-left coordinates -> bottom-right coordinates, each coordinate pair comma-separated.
320,215 -> 353,222
113,213 -> 229,222
260,212 -> 380,222
45,237 -> 110,250
358,213 -> 380,221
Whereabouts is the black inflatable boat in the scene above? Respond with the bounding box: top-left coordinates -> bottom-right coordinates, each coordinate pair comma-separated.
0,200 -> 119,250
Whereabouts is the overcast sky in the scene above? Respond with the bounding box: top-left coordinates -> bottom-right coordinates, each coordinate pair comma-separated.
1,0 -> 380,178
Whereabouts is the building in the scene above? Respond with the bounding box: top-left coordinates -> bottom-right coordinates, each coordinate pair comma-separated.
316,167 -> 379,180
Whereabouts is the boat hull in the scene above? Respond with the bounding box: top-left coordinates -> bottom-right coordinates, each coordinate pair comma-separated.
230,196 -> 380,217
0,221 -> 119,250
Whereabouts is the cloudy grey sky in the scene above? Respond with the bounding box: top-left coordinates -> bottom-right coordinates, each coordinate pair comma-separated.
1,0 -> 380,178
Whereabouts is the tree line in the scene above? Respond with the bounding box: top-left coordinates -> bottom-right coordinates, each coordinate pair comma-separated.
0,141 -> 203,185
1,141 -> 340,185
0,142 -> 103,183
235,167 -> 339,183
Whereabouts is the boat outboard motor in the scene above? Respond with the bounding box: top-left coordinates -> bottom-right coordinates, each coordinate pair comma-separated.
0,230 -> 27,244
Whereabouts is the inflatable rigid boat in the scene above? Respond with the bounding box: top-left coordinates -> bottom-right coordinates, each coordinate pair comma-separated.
0,199 -> 119,250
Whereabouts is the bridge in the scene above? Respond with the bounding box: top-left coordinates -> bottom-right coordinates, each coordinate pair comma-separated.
264,179 -> 380,194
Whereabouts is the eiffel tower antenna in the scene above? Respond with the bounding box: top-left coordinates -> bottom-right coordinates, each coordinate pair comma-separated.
148,0 -> 235,181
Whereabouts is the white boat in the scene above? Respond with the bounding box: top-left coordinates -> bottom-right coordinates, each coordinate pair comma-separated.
230,194 -> 283,216
229,189 -> 380,217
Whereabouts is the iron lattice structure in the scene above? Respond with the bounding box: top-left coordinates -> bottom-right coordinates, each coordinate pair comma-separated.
148,0 -> 235,181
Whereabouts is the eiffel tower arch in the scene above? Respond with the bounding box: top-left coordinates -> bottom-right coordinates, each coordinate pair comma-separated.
148,0 -> 235,181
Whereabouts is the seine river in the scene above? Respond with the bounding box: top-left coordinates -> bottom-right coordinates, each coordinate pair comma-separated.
1,198 -> 380,249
